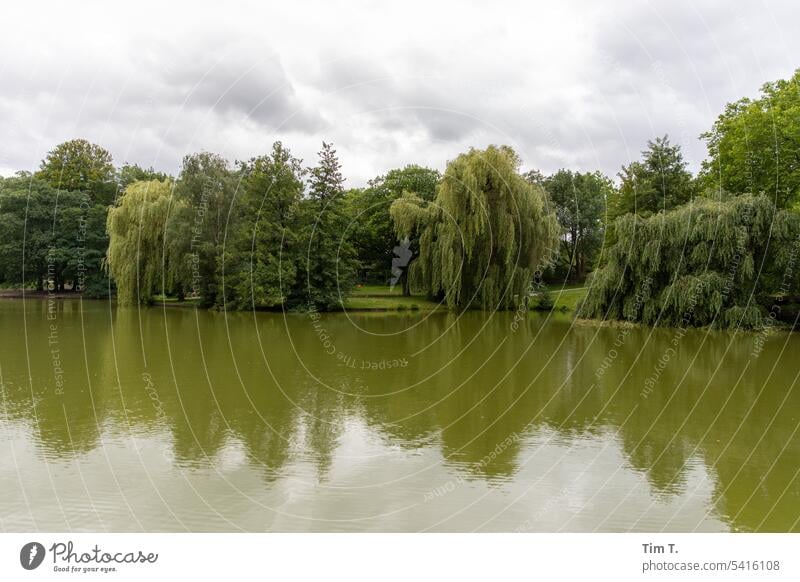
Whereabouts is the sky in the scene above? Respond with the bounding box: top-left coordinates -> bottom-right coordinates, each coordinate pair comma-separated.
1,0 -> 798,186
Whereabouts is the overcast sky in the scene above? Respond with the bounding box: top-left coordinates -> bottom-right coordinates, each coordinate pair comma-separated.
1,0 -> 798,185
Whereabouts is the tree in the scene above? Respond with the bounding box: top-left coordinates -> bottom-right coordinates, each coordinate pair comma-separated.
105,180 -> 183,305
0,176 -> 108,295
544,170 -> 610,281
118,163 -> 170,190
170,152 -> 238,306
610,135 -> 695,219
389,191 -> 438,295
578,194 -> 800,329
392,145 -> 559,311
37,139 -> 116,205
347,164 -> 439,292
604,135 -> 695,251
222,142 -> 304,310
700,69 -> 800,209
294,142 -> 358,310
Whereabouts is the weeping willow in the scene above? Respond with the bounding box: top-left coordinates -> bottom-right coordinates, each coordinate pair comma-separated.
391,146 -> 559,311
105,180 -> 183,305
578,194 -> 800,328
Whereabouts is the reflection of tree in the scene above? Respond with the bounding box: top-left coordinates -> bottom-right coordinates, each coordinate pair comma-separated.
0,299 -> 111,457
5,300 -> 799,531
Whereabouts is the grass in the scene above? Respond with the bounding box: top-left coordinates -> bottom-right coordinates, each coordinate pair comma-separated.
347,283 -> 589,313
350,284 -> 403,296
531,285 -> 588,313
344,284 -> 440,311
147,283 -> 588,313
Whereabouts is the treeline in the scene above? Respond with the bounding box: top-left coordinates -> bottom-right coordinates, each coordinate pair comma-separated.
1,69 -> 799,325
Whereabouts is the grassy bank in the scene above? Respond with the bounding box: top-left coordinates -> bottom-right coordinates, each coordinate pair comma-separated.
530,285 -> 588,313
346,284 -> 589,313
344,285 -> 441,311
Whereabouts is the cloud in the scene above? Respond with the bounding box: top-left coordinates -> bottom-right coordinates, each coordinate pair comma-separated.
0,0 -> 797,185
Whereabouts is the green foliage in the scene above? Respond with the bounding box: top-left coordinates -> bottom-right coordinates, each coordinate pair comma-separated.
169,152 -> 239,306
578,194 -> 800,328
105,180 -> 183,305
604,136 -> 696,255
36,139 -> 117,205
393,145 -> 559,311
0,175 -> 108,295
118,163 -> 171,190
293,142 -> 359,310
222,143 -> 304,310
346,165 -> 439,289
544,169 -> 610,281
700,69 -> 800,208
532,289 -> 555,311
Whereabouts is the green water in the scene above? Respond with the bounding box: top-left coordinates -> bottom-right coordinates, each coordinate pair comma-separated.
1,298 -> 799,532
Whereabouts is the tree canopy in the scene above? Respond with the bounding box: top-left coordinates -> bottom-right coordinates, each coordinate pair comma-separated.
578,194 -> 800,329
0,175 -> 108,295
610,135 -> 695,219
36,139 -> 117,205
700,69 -> 800,209
294,142 -> 358,310
222,142 -> 304,310
170,152 -> 239,306
105,179 -> 182,305
543,169 -> 610,281
392,145 -> 559,311
348,164 -> 439,291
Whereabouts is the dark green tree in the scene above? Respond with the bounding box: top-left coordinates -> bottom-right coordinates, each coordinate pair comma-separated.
0,176 -> 108,295
610,135 -> 695,219
222,142 -> 304,310
346,164 -> 439,292
544,170 -> 610,281
36,139 -> 117,205
604,135 -> 696,251
170,152 -> 239,306
294,142 -> 358,310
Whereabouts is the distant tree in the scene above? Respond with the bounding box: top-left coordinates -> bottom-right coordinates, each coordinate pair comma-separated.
700,69 -> 800,209
392,145 -> 559,311
105,180 -> 183,305
222,142 -> 304,310
36,139 -> 116,204
522,168 -> 546,186
611,135 -> 695,219
118,163 -> 170,190
578,194 -> 800,329
544,170 -> 610,281
294,142 -> 358,310
604,136 -> 695,251
347,164 -> 439,292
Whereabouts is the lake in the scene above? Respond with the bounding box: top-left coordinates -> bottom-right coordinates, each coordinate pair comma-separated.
1,298 -> 798,532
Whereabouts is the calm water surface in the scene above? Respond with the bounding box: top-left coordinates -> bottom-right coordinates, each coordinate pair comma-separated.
1,299 -> 799,532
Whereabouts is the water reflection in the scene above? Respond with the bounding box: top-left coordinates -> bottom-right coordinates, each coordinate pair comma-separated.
0,299 -> 798,531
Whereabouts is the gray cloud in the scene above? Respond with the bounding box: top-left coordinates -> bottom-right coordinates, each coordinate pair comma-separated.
0,0 -> 798,185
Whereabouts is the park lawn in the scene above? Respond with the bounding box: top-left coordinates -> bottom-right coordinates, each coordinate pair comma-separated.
531,285 -> 588,312
344,285 -> 439,311
350,284 -> 403,296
